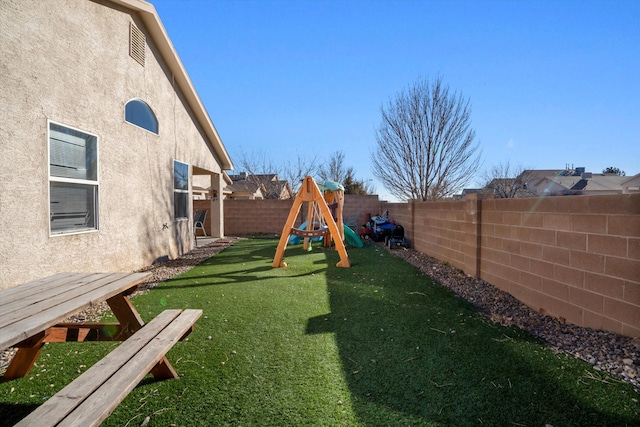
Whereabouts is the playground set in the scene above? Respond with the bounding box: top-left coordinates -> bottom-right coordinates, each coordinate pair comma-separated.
272,176 -> 363,268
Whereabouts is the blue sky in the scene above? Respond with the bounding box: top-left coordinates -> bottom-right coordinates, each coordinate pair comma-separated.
151,0 -> 639,200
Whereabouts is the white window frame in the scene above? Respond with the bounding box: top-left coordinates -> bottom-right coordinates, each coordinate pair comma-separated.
48,120 -> 99,236
173,160 -> 190,220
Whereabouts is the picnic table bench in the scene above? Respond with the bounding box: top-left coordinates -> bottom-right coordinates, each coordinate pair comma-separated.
1,272 -> 202,426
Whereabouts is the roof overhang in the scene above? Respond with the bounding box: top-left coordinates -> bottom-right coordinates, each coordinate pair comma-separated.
108,0 -> 233,170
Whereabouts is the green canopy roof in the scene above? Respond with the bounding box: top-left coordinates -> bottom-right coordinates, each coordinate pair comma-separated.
317,180 -> 344,192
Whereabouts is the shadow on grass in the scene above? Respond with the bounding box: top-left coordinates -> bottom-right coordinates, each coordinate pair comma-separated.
158,242 -> 328,289
0,403 -> 38,426
308,247 -> 638,426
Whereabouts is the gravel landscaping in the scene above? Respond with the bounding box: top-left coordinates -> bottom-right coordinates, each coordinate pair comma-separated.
2,236 -> 638,393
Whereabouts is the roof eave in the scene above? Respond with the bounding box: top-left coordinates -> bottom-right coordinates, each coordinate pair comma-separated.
107,0 -> 234,170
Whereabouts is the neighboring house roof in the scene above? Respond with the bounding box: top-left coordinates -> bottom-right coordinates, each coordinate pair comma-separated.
227,173 -> 293,199
533,174 -> 629,195
262,179 -> 293,199
621,173 -> 640,188
229,180 -> 262,193
621,173 -> 640,194
562,175 -> 627,191
463,168 -> 638,199
517,169 -> 565,184
109,0 -> 233,170
474,167 -> 637,198
459,188 -> 490,200
484,177 -> 536,198
227,180 -> 265,199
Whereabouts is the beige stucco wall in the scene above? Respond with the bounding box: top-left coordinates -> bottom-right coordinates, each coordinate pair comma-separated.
0,0 -> 226,288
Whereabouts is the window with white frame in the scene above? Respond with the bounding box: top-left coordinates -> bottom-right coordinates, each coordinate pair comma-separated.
49,122 -> 98,234
173,160 -> 189,219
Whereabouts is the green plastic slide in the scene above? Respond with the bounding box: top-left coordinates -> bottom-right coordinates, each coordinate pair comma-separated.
343,225 -> 364,248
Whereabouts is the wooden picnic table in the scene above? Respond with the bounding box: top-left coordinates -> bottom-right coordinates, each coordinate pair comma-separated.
0,272 -> 151,380
2,272 -> 203,426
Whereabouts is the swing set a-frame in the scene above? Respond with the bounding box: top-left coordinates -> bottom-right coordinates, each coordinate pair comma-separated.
272,176 -> 350,268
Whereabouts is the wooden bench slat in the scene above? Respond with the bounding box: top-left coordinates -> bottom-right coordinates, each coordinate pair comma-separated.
59,310 -> 203,427
0,273 -> 149,350
13,310 -> 189,427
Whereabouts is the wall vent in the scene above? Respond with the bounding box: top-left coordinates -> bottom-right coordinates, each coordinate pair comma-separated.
129,22 -> 146,66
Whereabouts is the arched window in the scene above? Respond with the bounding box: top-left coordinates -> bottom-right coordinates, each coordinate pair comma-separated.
125,99 -> 158,134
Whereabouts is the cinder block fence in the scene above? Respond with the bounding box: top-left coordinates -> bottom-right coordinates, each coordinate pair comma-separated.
386,194 -> 640,338
196,193 -> 640,337
196,195 -> 385,236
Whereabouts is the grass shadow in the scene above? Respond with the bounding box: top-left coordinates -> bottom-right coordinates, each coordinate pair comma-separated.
0,403 -> 38,426
313,246 -> 639,426
158,241 -> 329,288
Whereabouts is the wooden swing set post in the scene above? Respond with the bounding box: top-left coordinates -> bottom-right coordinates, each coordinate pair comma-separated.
272,194 -> 304,268
272,176 -> 350,268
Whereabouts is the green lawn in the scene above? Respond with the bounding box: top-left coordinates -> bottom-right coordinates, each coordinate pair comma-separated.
1,239 -> 639,426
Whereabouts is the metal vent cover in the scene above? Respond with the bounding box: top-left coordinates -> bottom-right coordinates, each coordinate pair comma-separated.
129,23 -> 145,66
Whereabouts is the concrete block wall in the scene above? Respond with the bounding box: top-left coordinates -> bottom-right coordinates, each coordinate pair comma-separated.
384,201 -> 414,239
387,195 -> 480,278
223,199 -> 299,235
343,194 -> 387,231
388,194 -> 640,338
204,195 -> 386,238
479,194 -> 640,337
194,199 -> 296,236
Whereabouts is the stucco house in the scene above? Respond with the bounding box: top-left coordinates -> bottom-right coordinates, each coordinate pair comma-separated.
193,172 -> 233,200
0,0 -> 233,288
621,173 -> 640,194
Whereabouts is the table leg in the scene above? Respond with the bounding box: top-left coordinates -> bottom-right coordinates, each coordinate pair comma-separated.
2,331 -> 47,380
150,358 -> 179,379
106,292 -> 178,379
106,293 -> 145,339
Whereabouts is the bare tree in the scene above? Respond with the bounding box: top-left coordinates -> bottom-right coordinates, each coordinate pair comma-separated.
237,148 -> 375,195
319,150 -> 375,195
371,77 -> 481,201
481,161 -> 535,198
280,154 -> 320,194
319,151 -> 349,183
236,149 -> 320,194
237,148 -> 282,177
